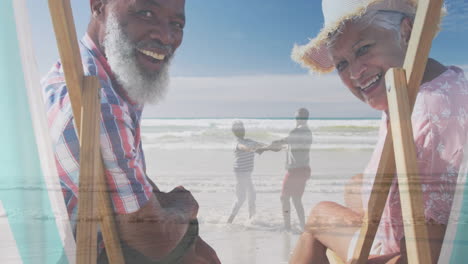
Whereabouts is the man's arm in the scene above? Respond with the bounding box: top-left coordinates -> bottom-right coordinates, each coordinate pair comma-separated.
99,103 -> 219,262
181,236 -> 221,264
236,143 -> 256,152
98,103 -> 197,260
237,141 -> 267,152
256,139 -> 286,154
115,188 -> 197,261
145,177 -> 221,263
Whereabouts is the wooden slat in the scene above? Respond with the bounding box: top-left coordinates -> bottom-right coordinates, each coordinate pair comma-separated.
48,0 -> 83,131
48,1 -> 125,263
350,0 -> 443,263
386,68 -> 432,263
327,249 -> 346,264
81,79 -> 125,264
404,0 -> 444,104
96,157 -> 124,264
350,135 -> 396,264
76,76 -> 100,264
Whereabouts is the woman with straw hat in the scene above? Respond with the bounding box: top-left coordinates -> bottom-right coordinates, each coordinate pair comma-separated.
289,0 -> 468,263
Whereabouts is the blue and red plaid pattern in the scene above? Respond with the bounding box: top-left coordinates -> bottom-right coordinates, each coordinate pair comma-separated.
42,34 -> 153,249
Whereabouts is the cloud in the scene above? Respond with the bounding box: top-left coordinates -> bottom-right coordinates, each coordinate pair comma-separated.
164,74 -> 354,103
142,65 -> 468,118
442,0 -> 468,32
143,74 -> 379,118
458,64 -> 468,78
459,64 -> 468,71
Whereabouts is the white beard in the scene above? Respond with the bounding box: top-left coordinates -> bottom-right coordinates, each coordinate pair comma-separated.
103,13 -> 171,105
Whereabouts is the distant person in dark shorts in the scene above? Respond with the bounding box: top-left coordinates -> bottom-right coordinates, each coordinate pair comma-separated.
259,108 -> 312,231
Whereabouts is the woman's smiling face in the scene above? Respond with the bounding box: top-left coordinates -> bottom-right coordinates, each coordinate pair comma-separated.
327,17 -> 410,111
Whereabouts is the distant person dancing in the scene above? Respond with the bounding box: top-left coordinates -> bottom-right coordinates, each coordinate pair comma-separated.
260,108 -> 312,231
228,121 -> 265,223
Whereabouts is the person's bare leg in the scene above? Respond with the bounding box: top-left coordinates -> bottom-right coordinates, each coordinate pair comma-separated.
281,195 -> 291,231
344,173 -> 364,215
292,195 -> 305,230
246,176 -> 256,219
228,176 -> 247,223
290,201 -> 362,263
289,231 -> 330,264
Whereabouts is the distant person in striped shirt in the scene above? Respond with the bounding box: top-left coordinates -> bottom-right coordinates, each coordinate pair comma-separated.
227,121 -> 265,224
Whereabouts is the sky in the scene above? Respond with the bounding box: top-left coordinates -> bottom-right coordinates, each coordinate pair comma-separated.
26,0 -> 468,118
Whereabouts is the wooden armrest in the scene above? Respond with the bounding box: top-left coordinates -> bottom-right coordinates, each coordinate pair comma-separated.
327,249 -> 345,264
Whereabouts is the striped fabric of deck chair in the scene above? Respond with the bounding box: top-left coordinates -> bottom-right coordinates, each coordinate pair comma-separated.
0,0 -> 75,263
438,141 -> 468,264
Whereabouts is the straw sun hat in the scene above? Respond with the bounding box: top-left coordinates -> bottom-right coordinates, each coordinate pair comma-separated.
291,0 -> 423,73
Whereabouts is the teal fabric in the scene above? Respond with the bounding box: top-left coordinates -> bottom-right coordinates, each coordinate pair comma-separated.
450,176 -> 468,263
0,1 -> 66,263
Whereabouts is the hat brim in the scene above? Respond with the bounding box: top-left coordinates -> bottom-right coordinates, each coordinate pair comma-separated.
291,0 -> 425,73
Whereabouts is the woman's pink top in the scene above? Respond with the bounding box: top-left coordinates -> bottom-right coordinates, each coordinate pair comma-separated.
361,66 -> 468,254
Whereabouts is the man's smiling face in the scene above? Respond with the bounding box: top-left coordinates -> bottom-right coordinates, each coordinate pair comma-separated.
97,0 -> 186,104
105,0 -> 185,74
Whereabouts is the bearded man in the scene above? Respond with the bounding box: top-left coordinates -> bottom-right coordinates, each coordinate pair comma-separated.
42,0 -> 220,263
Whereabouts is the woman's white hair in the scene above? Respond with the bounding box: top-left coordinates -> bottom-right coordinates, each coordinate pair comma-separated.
327,10 -> 414,48
366,10 -> 414,40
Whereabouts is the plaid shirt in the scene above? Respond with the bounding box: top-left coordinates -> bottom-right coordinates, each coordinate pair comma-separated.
42,34 -> 153,248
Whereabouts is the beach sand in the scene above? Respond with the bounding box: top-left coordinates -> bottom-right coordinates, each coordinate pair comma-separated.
145,148 -> 372,263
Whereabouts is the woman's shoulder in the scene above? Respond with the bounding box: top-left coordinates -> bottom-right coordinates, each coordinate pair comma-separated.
413,65 -> 468,128
420,64 -> 467,91
417,65 -> 468,105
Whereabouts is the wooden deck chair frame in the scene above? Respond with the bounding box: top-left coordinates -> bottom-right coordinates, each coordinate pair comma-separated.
48,2 -> 200,263
438,142 -> 468,263
48,1 -> 125,263
45,0 -> 444,263
339,0 -> 445,263
328,0 -> 444,263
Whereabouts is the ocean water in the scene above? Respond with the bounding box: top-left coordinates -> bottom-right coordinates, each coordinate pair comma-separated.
143,118 -> 378,235
141,119 -> 379,263
142,118 -> 381,151
0,118 -> 379,263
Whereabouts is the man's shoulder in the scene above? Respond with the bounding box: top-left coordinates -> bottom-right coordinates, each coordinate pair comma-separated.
291,125 -> 311,134
43,42 -> 127,104
287,126 -> 312,145
42,41 -> 100,85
